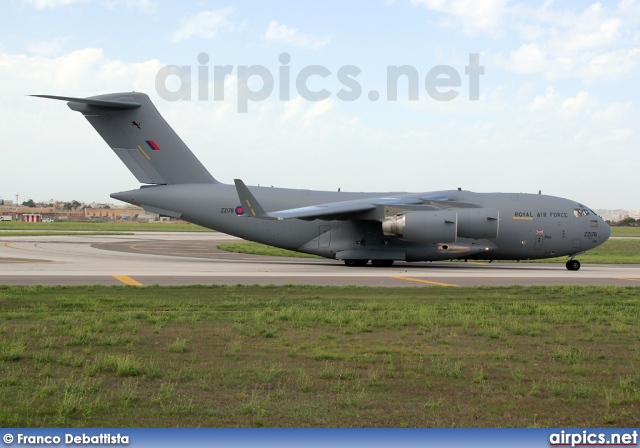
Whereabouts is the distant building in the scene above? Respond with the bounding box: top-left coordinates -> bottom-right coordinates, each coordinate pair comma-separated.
0,202 -> 156,222
23,213 -> 42,222
84,206 -> 157,221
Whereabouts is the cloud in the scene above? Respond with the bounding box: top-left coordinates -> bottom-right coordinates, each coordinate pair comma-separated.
263,21 -> 331,49
509,43 -> 550,75
610,128 -> 634,141
560,90 -> 591,116
280,95 -> 305,122
0,48 -> 162,98
103,0 -> 157,14
590,101 -> 634,123
410,0 -> 508,37
409,0 -> 640,83
585,48 -> 640,81
277,95 -> 335,126
530,86 -> 558,112
20,0 -> 86,8
0,48 -> 169,203
172,7 -> 236,43
501,2 -> 640,82
302,98 -> 334,125
24,37 -> 68,56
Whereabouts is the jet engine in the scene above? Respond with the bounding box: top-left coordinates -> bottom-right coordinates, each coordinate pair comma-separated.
456,208 -> 499,239
382,208 -> 499,243
382,210 -> 458,243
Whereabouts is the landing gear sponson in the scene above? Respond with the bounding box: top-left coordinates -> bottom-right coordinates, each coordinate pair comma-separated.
344,259 -> 394,267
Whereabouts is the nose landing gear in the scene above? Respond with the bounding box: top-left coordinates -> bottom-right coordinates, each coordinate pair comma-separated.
566,259 -> 581,271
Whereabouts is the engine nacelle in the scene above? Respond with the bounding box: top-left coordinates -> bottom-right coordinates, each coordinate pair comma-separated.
382,210 -> 457,243
457,208 -> 499,239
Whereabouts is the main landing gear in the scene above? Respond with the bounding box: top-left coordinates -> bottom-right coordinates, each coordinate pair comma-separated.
566,259 -> 581,271
344,259 -> 368,267
344,259 -> 394,267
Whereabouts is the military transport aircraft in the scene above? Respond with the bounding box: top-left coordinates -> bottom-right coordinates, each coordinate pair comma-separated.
34,92 -> 610,270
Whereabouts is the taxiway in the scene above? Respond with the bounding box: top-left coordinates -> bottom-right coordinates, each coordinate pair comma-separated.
1,233 -> 639,287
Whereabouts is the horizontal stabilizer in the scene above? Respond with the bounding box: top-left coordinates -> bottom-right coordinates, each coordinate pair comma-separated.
30,94 -> 141,109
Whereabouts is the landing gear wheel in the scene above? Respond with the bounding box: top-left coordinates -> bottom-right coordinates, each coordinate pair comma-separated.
371,259 -> 394,267
344,259 -> 369,267
566,259 -> 581,271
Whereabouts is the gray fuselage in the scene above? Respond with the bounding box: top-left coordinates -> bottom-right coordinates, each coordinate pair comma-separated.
112,183 -> 610,263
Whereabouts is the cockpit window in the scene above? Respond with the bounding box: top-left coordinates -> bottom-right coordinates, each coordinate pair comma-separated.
574,208 -> 590,218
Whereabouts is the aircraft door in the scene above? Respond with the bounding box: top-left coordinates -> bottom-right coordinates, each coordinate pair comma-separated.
534,232 -> 543,250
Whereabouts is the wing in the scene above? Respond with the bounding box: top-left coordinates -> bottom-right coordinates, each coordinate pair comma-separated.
234,179 -> 426,221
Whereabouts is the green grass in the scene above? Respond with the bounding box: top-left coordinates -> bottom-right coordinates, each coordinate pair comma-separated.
0,284 -> 639,427
525,239 -> 640,264
218,242 -> 322,258
0,340 -> 26,361
611,227 -> 640,237
167,338 -> 189,353
0,221 -> 212,232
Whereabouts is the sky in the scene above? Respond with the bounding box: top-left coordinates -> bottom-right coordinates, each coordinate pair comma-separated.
1,0 -> 639,209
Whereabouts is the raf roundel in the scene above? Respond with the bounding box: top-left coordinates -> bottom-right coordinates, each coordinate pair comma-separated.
235,206 -> 244,216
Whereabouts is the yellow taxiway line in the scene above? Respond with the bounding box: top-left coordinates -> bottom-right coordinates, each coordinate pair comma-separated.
392,276 -> 458,287
113,275 -> 144,286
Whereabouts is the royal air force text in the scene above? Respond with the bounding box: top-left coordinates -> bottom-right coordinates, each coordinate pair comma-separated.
514,211 -> 569,218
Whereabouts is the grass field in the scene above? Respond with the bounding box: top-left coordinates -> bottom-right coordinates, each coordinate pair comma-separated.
218,242 -> 323,258
1,285 -> 639,427
527,238 -> 640,264
611,227 -> 640,237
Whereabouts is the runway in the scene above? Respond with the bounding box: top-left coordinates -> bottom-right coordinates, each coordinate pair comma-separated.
1,233 -> 639,287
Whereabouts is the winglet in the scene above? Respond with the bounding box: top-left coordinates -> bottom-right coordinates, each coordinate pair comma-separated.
234,179 -> 276,220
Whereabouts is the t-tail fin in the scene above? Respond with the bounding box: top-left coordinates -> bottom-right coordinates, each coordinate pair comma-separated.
32,92 -> 217,185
